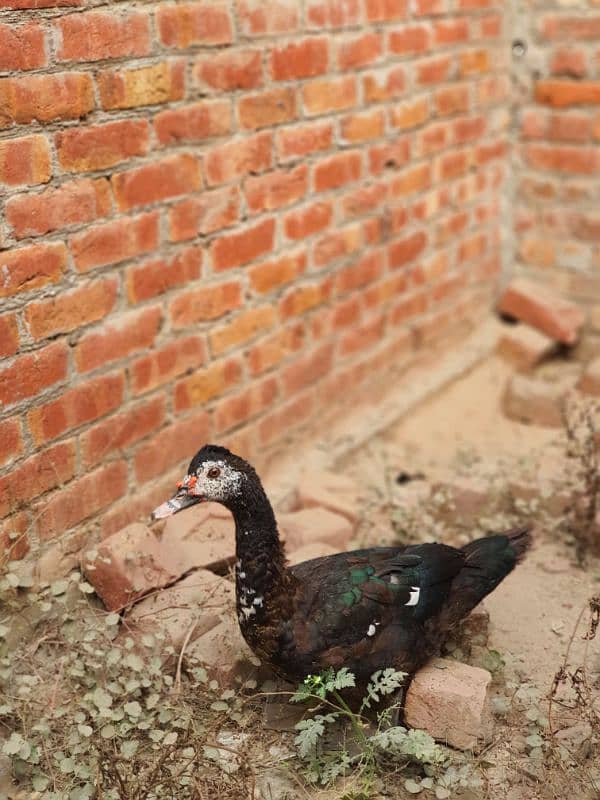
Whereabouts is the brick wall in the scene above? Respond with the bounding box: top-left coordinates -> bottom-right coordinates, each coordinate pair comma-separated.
1,0 -> 508,563
516,1 -> 600,301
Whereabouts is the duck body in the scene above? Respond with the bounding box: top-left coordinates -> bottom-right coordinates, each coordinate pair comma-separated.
153,445 -> 531,687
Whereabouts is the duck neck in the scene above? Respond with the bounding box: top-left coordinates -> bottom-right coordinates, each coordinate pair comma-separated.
227,478 -> 290,627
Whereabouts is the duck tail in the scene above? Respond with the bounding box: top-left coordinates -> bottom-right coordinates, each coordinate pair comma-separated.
441,526 -> 532,629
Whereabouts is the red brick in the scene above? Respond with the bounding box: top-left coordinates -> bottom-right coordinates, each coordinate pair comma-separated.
0,341 -> 67,407
341,109 -> 385,142
454,115 -> 486,144
134,413 -> 211,483
169,281 -> 243,328
158,3 -> 233,47
0,441 -> 76,519
35,461 -> 128,540
542,16 -> 600,41
205,131 -> 272,185
498,278 -> 585,345
155,100 -> 231,145
98,62 -> 184,110
249,250 -> 307,294
391,98 -> 429,130
369,139 -> 410,174
416,122 -> 449,156
112,153 -> 201,211
417,56 -> 452,85
282,343 -> 334,396
75,307 -> 162,373
70,212 -> 159,273
270,38 -> 329,81
215,377 -> 278,433
284,201 -> 333,239
279,277 -> 333,318
0,419 -> 23,469
550,48 -> 587,79
314,151 -> 362,192
245,165 -> 308,214
435,149 -> 469,181
25,277 -> 118,340
237,0 -> 300,35
303,76 -> 357,115
0,22 -> 46,71
56,119 -> 149,172
434,19 -> 469,45
389,290 -> 428,326
0,72 -> 94,128
363,66 -> 406,102
390,163 -> 431,196
6,177 -> 112,238
307,0 -> 360,28
126,247 -> 202,304
238,87 -> 296,130
389,231 -> 427,268
435,85 -> 470,116
525,144 -> 598,174
0,314 -> 19,358
480,13 -> 502,38
169,186 -> 240,241
209,306 -> 276,355
336,251 -> 384,292
314,225 -> 362,267
458,233 -> 486,262
277,122 -> 333,161
259,390 -> 314,445
174,358 -> 243,411
338,32 -> 382,70
460,49 -> 490,76
57,10 -> 150,61
247,323 -> 305,375
81,396 -> 166,468
548,112 -> 590,143
327,296 -> 362,332
0,241 -> 66,298
341,313 -> 386,356
131,335 -> 207,395
415,0 -> 447,12
365,0 -> 407,21
195,49 -> 263,91
0,134 -> 51,187
535,80 -> 600,108
28,372 -> 125,445
341,183 -> 387,218
389,25 -> 430,55
211,218 -> 275,271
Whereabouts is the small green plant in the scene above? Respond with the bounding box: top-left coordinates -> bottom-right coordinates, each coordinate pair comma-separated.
290,667 -> 446,795
0,565 -> 260,800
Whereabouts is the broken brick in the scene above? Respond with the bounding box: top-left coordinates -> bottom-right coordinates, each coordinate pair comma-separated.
498,278 -> 584,345
496,324 -> 556,372
404,657 -> 493,750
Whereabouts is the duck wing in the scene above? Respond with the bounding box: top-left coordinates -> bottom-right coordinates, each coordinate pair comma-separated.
287,543 -> 465,652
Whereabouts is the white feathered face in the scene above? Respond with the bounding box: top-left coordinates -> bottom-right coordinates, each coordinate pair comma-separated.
151,456 -> 245,519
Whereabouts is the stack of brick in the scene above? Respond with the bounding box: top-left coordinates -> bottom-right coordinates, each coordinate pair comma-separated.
1,0 -> 510,567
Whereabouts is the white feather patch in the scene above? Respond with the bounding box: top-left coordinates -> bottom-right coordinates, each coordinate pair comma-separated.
405,587 -> 420,606
367,624 -> 376,637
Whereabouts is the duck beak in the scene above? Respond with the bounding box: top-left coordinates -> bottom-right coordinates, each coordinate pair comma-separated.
151,477 -> 204,520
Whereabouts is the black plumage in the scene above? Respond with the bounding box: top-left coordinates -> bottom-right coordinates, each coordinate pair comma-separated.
152,445 -> 531,687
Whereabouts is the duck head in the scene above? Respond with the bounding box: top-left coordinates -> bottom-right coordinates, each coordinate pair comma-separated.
151,444 -> 252,519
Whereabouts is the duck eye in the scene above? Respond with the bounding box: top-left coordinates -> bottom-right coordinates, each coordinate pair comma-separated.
207,467 -> 221,479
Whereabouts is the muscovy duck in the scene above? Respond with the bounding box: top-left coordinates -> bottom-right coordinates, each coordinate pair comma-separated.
152,445 -> 530,687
